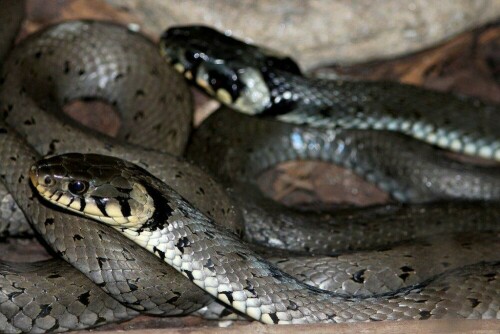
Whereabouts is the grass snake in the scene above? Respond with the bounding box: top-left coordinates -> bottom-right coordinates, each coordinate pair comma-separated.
0,7 -> 498,332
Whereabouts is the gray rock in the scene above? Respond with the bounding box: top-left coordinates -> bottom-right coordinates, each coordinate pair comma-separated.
106,0 -> 500,69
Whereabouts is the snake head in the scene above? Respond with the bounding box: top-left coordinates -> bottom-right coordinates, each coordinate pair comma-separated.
30,153 -> 155,228
160,25 -> 302,114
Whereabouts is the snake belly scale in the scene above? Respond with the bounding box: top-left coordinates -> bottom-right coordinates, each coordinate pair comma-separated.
0,4 -> 498,332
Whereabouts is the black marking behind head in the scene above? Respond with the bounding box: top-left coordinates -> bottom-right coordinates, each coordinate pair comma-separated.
137,182 -> 173,232
160,25 -> 303,105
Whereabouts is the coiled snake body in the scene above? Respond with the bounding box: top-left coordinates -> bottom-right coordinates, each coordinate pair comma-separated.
0,7 -> 499,333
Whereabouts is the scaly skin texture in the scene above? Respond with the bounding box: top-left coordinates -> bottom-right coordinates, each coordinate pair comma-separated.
0,13 -> 498,333
0,0 -> 26,236
0,260 -> 138,333
0,20 -> 241,237
188,109 -> 500,252
161,26 -> 500,161
31,154 -> 500,324
0,20 -> 237,332
0,123 -> 213,332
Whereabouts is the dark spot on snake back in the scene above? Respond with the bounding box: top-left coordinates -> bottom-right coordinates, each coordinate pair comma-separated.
244,279 -> 257,296
7,291 -> 23,299
23,117 -> 35,125
127,281 -> 138,291
56,250 -> 66,257
399,273 -> 410,281
47,139 -> 60,156
175,236 -> 191,254
77,291 -> 91,305
97,257 -> 107,269
166,293 -> 180,304
468,298 -> 480,308
47,273 -> 61,279
122,248 -> 135,261
44,218 -> 54,226
37,304 -> 52,318
204,259 -> 215,272
400,266 -> 414,272
73,234 -> 83,241
352,269 -> 366,283
419,310 -> 431,320
287,300 -> 299,311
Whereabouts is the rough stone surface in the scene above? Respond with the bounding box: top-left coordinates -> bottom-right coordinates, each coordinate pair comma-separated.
106,0 -> 500,69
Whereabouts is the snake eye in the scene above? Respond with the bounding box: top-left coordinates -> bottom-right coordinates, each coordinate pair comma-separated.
43,175 -> 55,186
68,180 -> 88,195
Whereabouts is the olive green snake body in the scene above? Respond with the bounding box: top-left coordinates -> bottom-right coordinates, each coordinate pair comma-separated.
0,5 -> 498,332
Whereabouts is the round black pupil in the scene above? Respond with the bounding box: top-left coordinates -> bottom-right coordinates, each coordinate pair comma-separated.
44,176 -> 52,185
69,181 -> 85,194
